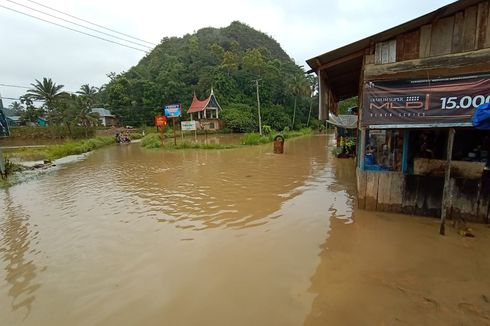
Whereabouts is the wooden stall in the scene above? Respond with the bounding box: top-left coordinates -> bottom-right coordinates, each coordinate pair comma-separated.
307,0 -> 490,222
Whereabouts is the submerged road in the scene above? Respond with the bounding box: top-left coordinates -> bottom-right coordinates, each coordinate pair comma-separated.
1,134 -> 489,325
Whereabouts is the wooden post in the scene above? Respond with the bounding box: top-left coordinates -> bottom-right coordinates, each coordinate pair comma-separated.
173,118 -> 177,146
440,128 -> 455,235
402,130 -> 410,174
359,128 -> 367,170
160,126 -> 164,146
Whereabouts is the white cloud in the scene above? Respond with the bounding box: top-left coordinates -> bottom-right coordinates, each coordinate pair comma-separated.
0,0 -> 454,107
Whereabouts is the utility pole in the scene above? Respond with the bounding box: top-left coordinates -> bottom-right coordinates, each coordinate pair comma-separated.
254,79 -> 262,135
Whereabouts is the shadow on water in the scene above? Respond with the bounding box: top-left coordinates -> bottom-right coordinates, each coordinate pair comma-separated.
0,190 -> 42,318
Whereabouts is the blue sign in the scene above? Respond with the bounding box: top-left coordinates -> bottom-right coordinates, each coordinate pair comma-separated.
164,104 -> 181,118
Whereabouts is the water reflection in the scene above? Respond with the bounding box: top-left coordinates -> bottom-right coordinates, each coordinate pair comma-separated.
85,135 -> 332,232
0,133 -> 361,325
0,190 -> 42,316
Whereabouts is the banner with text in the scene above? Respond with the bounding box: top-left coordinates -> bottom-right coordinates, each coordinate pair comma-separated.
164,104 -> 181,118
181,120 -> 197,131
362,73 -> 490,127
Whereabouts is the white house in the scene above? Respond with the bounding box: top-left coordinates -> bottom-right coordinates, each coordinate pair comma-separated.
91,108 -> 117,127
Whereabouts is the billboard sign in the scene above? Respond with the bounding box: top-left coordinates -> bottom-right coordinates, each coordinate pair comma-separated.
155,115 -> 167,127
362,73 -> 490,127
181,120 -> 197,131
164,104 -> 181,118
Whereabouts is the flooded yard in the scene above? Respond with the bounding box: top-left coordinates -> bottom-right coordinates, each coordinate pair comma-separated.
1,134 -> 489,325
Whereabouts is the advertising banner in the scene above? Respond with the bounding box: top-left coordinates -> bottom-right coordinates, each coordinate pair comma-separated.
155,115 -> 167,127
181,120 -> 197,131
164,104 -> 181,118
362,73 -> 490,127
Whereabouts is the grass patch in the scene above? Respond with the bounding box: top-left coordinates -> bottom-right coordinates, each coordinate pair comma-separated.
140,133 -> 163,149
140,133 -> 237,150
141,128 -> 314,150
240,133 -> 273,145
6,136 -> 115,161
241,128 -> 313,145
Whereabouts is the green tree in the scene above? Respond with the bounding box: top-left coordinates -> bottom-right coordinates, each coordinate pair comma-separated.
221,103 -> 256,132
8,101 -> 23,114
77,84 -> 98,108
221,51 -> 239,76
19,94 -> 43,123
288,74 -> 309,129
243,48 -> 265,76
27,77 -> 66,112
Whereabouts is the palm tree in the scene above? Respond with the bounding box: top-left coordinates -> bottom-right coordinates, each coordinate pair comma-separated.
288,74 -> 309,130
306,75 -> 318,127
8,101 -> 23,114
77,84 -> 98,108
27,78 -> 66,111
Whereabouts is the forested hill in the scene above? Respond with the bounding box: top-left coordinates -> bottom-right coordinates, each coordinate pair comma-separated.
104,21 -> 316,131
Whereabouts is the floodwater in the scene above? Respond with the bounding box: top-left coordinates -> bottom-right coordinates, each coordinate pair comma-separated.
1,134 -> 489,326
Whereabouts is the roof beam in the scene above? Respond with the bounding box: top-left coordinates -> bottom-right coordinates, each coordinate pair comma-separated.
317,50 -> 365,71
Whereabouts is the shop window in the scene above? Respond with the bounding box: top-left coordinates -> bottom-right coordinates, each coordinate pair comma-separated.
404,129 -> 446,175
364,129 -> 404,171
453,130 -> 490,167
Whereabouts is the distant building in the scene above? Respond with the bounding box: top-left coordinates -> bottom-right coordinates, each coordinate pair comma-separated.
187,88 -> 222,130
0,96 -> 10,136
6,115 -> 21,126
91,108 -> 117,127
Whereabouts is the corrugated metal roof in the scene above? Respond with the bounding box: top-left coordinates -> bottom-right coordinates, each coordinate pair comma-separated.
91,108 -> 114,117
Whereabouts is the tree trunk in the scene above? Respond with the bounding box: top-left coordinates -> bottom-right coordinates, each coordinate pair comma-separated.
292,96 -> 297,130
65,122 -> 73,139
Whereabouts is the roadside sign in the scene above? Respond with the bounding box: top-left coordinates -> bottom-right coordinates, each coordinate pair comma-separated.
155,115 -> 167,127
164,104 -> 181,118
181,120 -> 197,131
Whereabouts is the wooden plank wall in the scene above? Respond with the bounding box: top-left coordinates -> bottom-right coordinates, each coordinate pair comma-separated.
380,1 -> 490,63
357,170 -> 490,222
356,171 -> 405,212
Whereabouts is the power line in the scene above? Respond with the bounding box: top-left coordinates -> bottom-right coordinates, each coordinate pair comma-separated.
26,0 -> 157,46
0,83 -> 30,89
1,96 -> 43,102
6,0 -> 153,50
0,4 -> 149,53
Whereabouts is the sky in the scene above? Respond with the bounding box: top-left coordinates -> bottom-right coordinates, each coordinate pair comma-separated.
0,0 -> 455,107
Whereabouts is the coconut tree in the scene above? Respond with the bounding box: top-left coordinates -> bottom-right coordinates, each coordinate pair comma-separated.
27,77 -> 66,112
8,101 -> 23,114
77,84 -> 98,108
288,74 -> 310,130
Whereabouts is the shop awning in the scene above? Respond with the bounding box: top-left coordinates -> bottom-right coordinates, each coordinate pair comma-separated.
473,103 -> 490,130
327,113 -> 358,129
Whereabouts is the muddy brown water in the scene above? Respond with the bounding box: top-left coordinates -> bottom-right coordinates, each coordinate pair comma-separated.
1,134 -> 489,326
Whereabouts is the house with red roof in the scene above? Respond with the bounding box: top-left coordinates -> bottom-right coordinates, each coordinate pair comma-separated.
187,88 -> 222,130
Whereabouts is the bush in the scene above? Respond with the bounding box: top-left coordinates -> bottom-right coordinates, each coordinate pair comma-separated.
221,103 -> 256,133
261,105 -> 291,131
140,133 -> 162,149
240,133 -> 273,145
1,157 -> 24,179
262,125 -> 272,135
